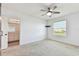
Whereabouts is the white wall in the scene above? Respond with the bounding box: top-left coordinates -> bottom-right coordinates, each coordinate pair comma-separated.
20,15 -> 46,45
48,12 -> 79,46
1,4 -> 46,48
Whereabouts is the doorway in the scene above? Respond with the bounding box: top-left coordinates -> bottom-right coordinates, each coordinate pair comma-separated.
8,19 -> 20,47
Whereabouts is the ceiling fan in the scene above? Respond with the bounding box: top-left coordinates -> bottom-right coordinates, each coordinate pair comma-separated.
40,5 -> 60,17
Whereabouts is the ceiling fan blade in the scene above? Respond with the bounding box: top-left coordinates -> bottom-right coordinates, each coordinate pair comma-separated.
48,3 -> 55,8
40,9 -> 47,11
41,13 -> 46,16
41,12 -> 48,16
47,3 -> 57,10
53,6 -> 57,10
53,11 -> 60,14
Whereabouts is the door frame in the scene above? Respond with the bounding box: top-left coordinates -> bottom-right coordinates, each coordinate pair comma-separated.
8,21 -> 20,48
1,17 -> 21,49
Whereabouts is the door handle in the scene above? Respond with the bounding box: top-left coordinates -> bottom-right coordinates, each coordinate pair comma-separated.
5,34 -> 7,35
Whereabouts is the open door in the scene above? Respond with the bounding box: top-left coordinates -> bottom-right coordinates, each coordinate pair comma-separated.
1,17 -> 20,49
0,20 -> 1,49
1,17 -> 8,49
0,20 -> 3,49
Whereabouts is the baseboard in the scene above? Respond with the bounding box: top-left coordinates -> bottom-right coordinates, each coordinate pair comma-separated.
20,39 -> 45,47
8,40 -> 19,43
49,39 -> 79,48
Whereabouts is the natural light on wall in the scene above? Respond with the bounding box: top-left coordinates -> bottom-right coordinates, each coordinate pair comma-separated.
53,20 -> 66,36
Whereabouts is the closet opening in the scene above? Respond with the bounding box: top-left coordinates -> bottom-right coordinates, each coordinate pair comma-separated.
8,19 -> 20,47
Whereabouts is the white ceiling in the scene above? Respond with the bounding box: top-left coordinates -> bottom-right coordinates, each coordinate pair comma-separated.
2,3 -> 79,20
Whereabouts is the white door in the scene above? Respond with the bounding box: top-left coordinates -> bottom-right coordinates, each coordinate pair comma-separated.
0,20 -> 2,49
1,17 -> 8,49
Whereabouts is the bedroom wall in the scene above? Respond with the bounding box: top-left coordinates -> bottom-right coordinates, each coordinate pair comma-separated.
1,3 -> 46,48
48,12 -> 79,46
20,15 -> 46,45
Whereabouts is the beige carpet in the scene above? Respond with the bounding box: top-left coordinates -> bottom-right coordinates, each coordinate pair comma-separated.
1,39 -> 79,56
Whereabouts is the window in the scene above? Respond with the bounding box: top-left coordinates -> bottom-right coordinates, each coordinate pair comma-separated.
53,20 -> 66,36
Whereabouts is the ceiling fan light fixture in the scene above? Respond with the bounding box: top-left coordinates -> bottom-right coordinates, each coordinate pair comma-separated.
46,12 -> 52,16
50,9 -> 52,11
